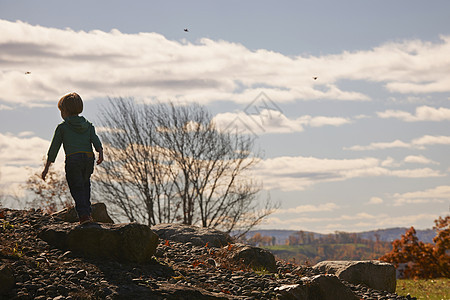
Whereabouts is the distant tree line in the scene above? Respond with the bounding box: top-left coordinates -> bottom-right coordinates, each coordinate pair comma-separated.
245,230 -> 390,248
243,230 -> 392,265
286,230 -> 386,246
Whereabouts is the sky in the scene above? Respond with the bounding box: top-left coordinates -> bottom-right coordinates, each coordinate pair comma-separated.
1,0 -> 449,233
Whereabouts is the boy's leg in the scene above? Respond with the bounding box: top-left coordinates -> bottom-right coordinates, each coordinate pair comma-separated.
81,155 -> 95,216
65,154 -> 94,219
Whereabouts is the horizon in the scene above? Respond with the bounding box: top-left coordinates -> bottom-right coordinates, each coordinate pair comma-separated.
1,1 -> 449,233
245,226 -> 436,235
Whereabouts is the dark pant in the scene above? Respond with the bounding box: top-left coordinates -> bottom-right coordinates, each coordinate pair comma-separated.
65,153 -> 95,218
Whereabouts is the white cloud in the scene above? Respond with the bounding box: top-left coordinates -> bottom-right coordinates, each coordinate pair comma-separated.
378,106 -> 450,122
260,211 -> 442,233
298,115 -> 351,128
95,127 -> 125,134
253,155 -> 443,191
340,212 -> 378,220
275,202 -> 339,214
356,213 -> 443,230
367,197 -> 384,205
345,134 -> 450,151
412,135 -> 450,147
392,185 -> 450,206
213,110 -> 351,135
404,155 -> 438,165
0,133 -> 49,166
2,20 -> 450,107
381,157 -> 399,167
345,140 -> 410,151
390,168 -> 442,178
0,133 -> 64,196
17,131 -> 35,137
0,104 -> 12,111
214,110 -> 304,135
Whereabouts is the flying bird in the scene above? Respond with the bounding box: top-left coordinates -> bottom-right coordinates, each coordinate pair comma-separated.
312,76 -> 318,80
184,28 -> 189,32
25,72 -> 31,75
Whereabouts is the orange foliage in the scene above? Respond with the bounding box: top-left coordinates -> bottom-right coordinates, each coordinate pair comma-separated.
380,215 -> 449,279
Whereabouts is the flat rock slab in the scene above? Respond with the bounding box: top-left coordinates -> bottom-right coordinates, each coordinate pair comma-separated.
152,223 -> 234,248
39,222 -> 158,263
313,260 -> 396,293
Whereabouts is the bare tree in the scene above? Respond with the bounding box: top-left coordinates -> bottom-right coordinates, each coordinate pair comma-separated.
95,97 -> 276,234
93,98 -> 178,225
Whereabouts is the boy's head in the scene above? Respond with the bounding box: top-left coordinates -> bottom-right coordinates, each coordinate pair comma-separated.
58,92 -> 83,117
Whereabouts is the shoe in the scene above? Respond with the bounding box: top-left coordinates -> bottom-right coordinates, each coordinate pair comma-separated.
79,215 -> 94,225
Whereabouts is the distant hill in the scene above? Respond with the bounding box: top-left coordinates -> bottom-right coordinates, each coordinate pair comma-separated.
356,227 -> 435,243
244,227 -> 436,245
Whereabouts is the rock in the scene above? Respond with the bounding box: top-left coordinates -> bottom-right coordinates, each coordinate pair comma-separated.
52,202 -> 114,224
149,282 -> 233,299
275,275 -> 358,300
152,223 -> 234,248
275,284 -> 308,299
308,275 -> 359,300
39,222 -> 158,263
0,264 -> 15,295
313,260 -> 396,293
230,244 -> 277,273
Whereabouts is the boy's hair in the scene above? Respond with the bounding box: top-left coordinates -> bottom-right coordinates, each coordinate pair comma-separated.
58,92 -> 83,115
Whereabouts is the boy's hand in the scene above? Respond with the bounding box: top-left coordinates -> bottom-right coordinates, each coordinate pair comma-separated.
42,167 -> 49,181
97,150 -> 104,165
42,160 -> 52,181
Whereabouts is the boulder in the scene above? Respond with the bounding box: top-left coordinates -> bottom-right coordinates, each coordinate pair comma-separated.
275,275 -> 358,300
275,284 -> 308,300
39,222 -> 158,263
313,260 -> 396,293
0,264 -> 15,295
230,243 -> 277,273
152,223 -> 234,248
52,202 -> 114,224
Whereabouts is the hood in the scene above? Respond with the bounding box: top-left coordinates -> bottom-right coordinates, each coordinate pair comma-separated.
64,116 -> 91,133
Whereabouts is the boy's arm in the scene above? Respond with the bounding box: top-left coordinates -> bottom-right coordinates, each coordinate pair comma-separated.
43,124 -> 63,181
42,160 -> 52,180
47,125 -> 63,164
90,124 -> 104,165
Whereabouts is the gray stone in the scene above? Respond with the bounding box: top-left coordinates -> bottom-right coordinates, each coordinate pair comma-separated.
52,202 -> 114,224
275,275 -> 358,300
39,222 -> 158,263
0,264 -> 15,295
152,223 -> 234,248
275,284 -> 308,300
313,260 -> 396,293
308,275 -> 359,300
230,243 -> 277,273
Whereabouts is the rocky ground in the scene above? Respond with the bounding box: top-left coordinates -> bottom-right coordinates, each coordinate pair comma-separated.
0,208 -> 417,300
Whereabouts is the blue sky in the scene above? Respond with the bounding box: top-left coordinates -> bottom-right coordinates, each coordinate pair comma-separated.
1,0 -> 449,233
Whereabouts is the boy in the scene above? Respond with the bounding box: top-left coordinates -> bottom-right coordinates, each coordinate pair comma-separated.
42,92 -> 103,225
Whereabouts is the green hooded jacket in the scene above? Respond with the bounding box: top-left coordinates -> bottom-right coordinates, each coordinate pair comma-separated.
47,116 -> 103,162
